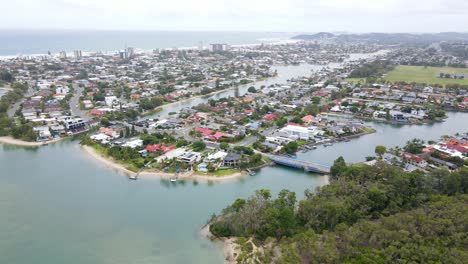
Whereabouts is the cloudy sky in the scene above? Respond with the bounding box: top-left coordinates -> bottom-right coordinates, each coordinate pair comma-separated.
2,0 -> 468,32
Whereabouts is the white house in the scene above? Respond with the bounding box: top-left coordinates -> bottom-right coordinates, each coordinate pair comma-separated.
104,96 -> 118,107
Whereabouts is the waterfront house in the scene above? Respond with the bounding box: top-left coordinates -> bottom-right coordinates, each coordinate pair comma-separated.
177,151 -> 202,164
223,153 -> 241,167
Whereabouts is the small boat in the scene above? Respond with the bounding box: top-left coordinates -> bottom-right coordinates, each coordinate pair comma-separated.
170,178 -> 177,182
129,175 -> 138,180
324,143 -> 333,147
246,169 -> 255,176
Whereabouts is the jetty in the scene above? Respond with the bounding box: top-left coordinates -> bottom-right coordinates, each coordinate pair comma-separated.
266,154 -> 330,174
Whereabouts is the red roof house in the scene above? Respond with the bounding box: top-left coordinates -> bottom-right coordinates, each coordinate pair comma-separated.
264,113 -> 277,121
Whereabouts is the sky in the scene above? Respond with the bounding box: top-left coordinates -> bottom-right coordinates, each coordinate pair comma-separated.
2,0 -> 468,32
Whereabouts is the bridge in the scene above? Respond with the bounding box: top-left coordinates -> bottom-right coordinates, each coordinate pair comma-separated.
266,154 -> 331,174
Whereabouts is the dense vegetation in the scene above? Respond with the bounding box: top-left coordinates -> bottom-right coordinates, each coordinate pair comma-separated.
349,61 -> 395,79
0,81 -> 36,140
209,158 -> 468,263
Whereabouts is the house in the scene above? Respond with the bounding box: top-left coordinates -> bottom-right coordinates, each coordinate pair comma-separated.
223,153 -> 241,167
99,127 -> 120,138
65,118 -> 86,131
33,126 -> 52,141
130,94 -> 141,100
330,105 -> 341,112
401,152 -> 427,168
177,151 -> 202,164
264,113 -> 277,121
104,96 -> 118,107
90,133 -> 111,143
208,132 -> 230,141
121,138 -> 143,149
301,115 -> 315,125
195,127 -> 213,136
279,125 -> 310,140
145,143 -> 175,153
90,109 -> 106,116
205,151 -> 228,162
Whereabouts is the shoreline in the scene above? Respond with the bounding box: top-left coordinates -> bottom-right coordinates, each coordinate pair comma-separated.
143,80 -> 266,118
321,112 -> 445,125
200,224 -> 238,264
81,144 -> 249,182
0,136 -> 63,147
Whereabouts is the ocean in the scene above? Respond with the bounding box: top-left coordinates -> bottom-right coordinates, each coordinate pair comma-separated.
0,30 -> 297,57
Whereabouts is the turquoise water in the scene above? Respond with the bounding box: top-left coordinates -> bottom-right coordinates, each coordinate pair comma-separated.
0,141 -> 328,264
0,30 -> 295,56
1,112 -> 466,264
299,112 -> 468,164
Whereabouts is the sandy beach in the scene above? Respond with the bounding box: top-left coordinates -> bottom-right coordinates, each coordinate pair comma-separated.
81,145 -> 248,182
200,224 -> 238,264
0,136 -> 63,147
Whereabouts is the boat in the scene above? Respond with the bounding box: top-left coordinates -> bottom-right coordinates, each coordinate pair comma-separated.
246,168 -> 255,176
129,175 -> 138,180
324,143 -> 333,147
170,178 -> 177,182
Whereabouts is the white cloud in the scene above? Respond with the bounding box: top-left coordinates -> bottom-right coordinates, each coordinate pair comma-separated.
1,0 -> 468,32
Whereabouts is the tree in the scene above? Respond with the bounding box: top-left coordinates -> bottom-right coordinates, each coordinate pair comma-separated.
330,156 -> 347,179
100,118 -> 110,127
192,141 -> 206,152
374,145 -> 386,158
312,97 -> 321,104
283,141 -> 298,154
220,142 -> 230,150
0,69 -> 14,82
248,86 -> 257,93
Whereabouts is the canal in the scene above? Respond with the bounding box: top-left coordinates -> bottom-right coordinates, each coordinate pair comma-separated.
1,112 -> 466,264
1,51 -> 466,263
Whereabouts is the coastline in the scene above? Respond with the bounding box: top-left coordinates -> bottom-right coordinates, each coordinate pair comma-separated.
0,136 -> 63,147
200,224 -> 238,264
81,144 -> 248,182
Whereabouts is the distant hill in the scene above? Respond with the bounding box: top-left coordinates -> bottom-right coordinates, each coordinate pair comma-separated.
292,32 -> 468,44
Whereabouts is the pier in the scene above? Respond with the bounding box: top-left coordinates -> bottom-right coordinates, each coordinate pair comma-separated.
266,154 -> 331,174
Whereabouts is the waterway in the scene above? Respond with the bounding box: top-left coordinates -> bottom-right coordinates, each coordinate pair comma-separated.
0,141 -> 328,264
1,112 -> 467,264
152,50 -> 389,119
152,63 -> 326,118
1,53 -> 467,263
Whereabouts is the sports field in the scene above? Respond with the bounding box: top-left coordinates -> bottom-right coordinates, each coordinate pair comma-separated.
385,65 -> 468,85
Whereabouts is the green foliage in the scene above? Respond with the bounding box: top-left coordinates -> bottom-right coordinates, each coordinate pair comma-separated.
247,86 -> 257,93
11,122 -> 36,141
350,60 -> 394,78
210,156 -> 468,263
0,69 -> 14,82
404,138 -> 425,154
219,142 -> 229,150
192,141 -> 206,152
330,156 -> 347,179
140,97 -> 164,110
374,145 -> 386,157
282,141 -> 298,154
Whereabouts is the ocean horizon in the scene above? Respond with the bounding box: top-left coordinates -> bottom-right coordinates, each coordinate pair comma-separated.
0,30 -> 298,57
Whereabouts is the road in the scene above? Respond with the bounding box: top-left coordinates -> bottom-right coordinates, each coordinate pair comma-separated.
7,87 -> 34,118
70,84 -> 91,121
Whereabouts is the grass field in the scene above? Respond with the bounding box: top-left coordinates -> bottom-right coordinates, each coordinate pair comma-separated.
385,65 -> 468,86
